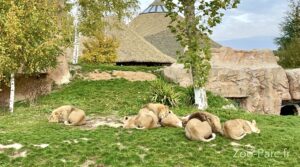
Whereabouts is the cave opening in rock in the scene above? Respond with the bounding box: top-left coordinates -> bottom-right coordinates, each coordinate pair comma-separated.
280,105 -> 298,116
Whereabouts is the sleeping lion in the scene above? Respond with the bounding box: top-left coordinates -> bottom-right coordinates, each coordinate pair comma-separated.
183,111 -> 223,134
223,119 -> 260,140
185,118 -> 216,142
48,105 -> 86,126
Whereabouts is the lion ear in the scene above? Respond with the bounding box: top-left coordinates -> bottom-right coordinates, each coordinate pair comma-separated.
252,120 -> 256,125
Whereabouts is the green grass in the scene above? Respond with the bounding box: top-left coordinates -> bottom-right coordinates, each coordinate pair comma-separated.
0,65 -> 300,167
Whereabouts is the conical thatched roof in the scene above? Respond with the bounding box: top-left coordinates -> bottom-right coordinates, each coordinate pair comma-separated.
106,19 -> 175,64
130,0 -> 222,59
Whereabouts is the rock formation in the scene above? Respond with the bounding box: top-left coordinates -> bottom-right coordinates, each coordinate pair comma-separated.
163,47 -> 296,115
285,69 -> 300,100
0,54 -> 71,106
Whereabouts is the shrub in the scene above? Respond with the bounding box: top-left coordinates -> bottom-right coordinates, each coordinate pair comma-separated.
150,79 -> 180,107
276,39 -> 300,69
80,33 -> 119,64
184,86 -> 195,105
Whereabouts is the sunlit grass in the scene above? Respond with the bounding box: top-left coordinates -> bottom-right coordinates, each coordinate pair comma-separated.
0,65 -> 299,167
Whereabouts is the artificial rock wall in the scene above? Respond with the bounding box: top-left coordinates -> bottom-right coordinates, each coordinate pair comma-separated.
163,47 -> 299,115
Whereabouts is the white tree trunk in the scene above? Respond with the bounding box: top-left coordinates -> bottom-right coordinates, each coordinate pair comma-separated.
9,73 -> 15,113
194,87 -> 208,110
72,2 -> 80,64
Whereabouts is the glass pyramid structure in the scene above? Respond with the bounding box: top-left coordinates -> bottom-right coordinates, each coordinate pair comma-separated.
141,0 -> 168,14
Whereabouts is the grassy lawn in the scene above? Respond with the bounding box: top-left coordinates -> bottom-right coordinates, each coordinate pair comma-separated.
0,65 -> 300,167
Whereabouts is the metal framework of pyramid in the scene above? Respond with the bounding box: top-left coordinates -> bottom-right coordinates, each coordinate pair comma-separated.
141,0 -> 168,14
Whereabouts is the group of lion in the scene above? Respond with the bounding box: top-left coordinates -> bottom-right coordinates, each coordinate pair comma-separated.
48,103 -> 260,141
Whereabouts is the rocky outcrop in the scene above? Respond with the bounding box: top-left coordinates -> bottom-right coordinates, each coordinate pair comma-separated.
286,69 -> 300,100
163,47 -> 292,115
0,54 -> 71,106
163,64 -> 193,87
0,74 -> 52,106
49,55 -> 71,85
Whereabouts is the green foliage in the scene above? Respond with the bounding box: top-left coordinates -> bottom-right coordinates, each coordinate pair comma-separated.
276,38 -> 300,68
162,0 -> 240,88
150,79 -> 181,107
80,33 -> 119,64
0,1 -> 70,82
78,0 -> 139,36
275,0 -> 300,68
276,0 -> 300,48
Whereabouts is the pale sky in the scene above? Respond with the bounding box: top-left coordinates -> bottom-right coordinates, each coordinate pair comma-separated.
137,0 -> 290,50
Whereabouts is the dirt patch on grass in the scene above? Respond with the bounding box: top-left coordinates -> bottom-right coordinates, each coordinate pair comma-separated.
33,144 -> 49,148
87,72 -> 112,81
81,116 -> 123,130
10,151 -> 27,158
112,71 -> 157,81
81,70 -> 157,82
81,159 -> 105,167
0,143 -> 23,150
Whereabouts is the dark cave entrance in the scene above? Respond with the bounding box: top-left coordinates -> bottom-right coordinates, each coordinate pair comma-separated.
280,104 -> 299,116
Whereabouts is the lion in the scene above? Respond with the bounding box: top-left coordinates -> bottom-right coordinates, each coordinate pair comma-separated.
183,111 -> 223,134
160,111 -> 183,128
185,118 -> 216,142
143,103 -> 170,120
223,119 -> 260,140
48,105 -> 86,126
123,108 -> 160,129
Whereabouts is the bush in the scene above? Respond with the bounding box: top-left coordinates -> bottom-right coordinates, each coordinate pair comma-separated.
276,39 -> 300,69
150,79 -> 181,107
184,86 -> 195,105
80,33 -> 119,64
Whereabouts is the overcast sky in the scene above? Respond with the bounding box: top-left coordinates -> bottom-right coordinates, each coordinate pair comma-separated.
138,0 -> 290,50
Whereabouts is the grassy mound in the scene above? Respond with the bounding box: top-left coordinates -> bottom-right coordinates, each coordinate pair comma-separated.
0,65 -> 299,167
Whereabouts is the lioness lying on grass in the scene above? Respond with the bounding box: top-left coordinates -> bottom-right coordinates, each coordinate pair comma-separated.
143,103 -> 170,120
123,108 -> 160,129
185,118 -> 216,142
223,119 -> 260,140
183,112 -> 223,134
48,105 -> 86,126
123,103 -> 183,129
160,111 -> 183,128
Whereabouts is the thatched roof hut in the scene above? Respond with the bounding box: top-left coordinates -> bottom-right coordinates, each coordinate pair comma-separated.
106,19 -> 175,65
130,0 -> 222,59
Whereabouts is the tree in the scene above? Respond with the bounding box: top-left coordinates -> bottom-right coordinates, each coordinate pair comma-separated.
0,1 -> 69,112
162,0 -> 239,110
80,33 -> 119,64
275,0 -> 300,68
69,0 -> 139,64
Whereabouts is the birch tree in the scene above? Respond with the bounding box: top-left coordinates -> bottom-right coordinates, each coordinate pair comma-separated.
0,1 -> 69,112
162,0 -> 240,110
72,0 -> 80,64
70,0 -> 138,64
